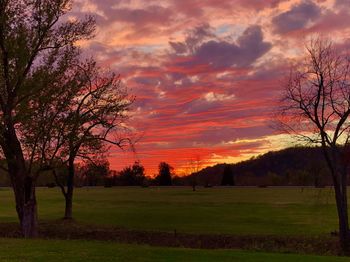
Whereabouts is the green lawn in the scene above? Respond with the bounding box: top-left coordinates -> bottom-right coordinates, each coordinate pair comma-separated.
0,238 -> 348,262
0,187 -> 339,235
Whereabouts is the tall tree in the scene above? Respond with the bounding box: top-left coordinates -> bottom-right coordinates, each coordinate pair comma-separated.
221,165 -> 234,186
54,64 -> 133,220
25,60 -> 134,219
278,38 -> 350,253
119,161 -> 145,186
0,0 -> 94,237
157,162 -> 173,186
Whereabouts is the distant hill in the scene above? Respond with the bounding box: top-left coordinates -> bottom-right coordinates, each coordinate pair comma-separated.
177,147 -> 331,187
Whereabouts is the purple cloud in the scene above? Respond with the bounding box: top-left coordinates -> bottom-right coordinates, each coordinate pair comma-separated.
194,25 -> 271,68
272,1 -> 321,34
335,0 -> 350,8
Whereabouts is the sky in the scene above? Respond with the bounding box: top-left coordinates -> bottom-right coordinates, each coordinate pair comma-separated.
70,0 -> 350,175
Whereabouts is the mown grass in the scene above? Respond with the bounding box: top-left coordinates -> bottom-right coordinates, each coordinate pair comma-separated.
0,238 -> 348,262
0,186 -> 339,235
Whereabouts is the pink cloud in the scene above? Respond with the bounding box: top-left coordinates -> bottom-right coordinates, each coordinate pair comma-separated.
70,0 -> 350,174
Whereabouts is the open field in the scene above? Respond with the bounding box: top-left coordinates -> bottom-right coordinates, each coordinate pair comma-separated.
0,187 -> 339,235
0,238 -> 348,262
0,187 -> 346,260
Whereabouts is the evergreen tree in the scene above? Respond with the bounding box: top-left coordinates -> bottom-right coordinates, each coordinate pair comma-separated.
157,162 -> 173,186
221,165 -> 234,186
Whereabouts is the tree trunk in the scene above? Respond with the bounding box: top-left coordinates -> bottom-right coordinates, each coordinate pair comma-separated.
321,145 -> 350,254
64,158 -> 75,220
331,150 -> 350,255
334,183 -> 350,254
9,166 -> 38,238
64,192 -> 73,219
20,177 -> 38,238
2,123 -> 38,238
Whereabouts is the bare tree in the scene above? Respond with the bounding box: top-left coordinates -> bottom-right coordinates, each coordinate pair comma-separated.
278,38 -> 350,253
55,64 -> 134,220
0,0 -> 94,237
187,155 -> 202,191
23,59 -> 134,219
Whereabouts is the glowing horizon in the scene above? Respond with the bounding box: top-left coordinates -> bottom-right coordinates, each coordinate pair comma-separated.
72,0 -> 350,175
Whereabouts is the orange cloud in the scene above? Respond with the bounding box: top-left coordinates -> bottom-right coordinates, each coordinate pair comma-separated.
71,0 -> 349,175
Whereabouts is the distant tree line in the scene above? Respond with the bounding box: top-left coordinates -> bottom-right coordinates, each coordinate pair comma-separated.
106,161 -> 175,187
0,146 -> 332,188
177,147 -> 331,187
0,160 -> 180,188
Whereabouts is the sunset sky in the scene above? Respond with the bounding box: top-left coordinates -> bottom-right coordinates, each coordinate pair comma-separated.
71,0 -> 350,175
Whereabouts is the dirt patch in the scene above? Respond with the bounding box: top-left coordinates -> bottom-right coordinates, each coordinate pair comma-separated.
0,221 -> 341,256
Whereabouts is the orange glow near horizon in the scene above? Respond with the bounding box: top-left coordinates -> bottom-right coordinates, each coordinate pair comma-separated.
72,0 -> 350,175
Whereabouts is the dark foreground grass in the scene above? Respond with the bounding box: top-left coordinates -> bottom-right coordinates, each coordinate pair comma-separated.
0,187 -> 346,259
0,238 -> 348,262
0,187 -> 340,235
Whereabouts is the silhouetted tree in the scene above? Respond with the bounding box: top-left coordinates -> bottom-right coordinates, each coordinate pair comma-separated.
81,160 -> 110,186
187,156 -> 202,191
15,12 -> 133,221
278,38 -> 350,253
157,162 -> 173,186
221,165 -> 234,186
119,161 -> 145,186
0,0 -> 95,237
23,58 -> 133,219
55,64 -> 133,219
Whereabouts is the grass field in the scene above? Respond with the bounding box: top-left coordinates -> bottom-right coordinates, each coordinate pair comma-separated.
0,187 -> 338,235
0,238 -> 348,262
0,186 -> 345,261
